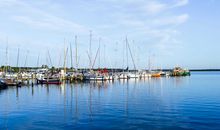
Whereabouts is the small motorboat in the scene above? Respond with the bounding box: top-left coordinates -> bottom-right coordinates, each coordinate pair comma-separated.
37,78 -> 62,85
151,72 -> 161,77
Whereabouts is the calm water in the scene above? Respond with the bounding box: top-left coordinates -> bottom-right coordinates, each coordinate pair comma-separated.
1,72 -> 220,130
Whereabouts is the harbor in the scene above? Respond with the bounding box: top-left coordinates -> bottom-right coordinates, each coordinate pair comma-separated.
0,66 -> 190,88
1,0 -> 220,129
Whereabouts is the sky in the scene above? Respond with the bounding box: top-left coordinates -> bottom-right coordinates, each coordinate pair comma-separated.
0,0 -> 219,69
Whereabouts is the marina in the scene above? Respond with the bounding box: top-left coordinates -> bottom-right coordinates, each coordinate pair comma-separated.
1,0 -> 220,129
0,29 -> 191,88
0,66 -> 190,88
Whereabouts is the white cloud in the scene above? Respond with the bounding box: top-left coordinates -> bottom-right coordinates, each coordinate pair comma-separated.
12,15 -> 88,33
2,0 -> 89,34
153,14 -> 189,26
144,1 -> 167,15
173,0 -> 189,7
143,0 -> 189,15
94,0 -> 190,56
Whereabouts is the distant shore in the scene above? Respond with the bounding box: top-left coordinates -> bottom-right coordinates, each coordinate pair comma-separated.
189,69 -> 220,71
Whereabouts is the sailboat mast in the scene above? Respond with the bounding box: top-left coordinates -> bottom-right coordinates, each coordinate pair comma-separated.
37,54 -> 40,68
58,50 -> 62,68
148,54 -> 152,72
63,39 -> 68,74
16,48 -> 20,67
92,46 -> 100,69
126,37 -> 129,70
47,49 -> 53,67
70,41 -> 73,69
89,31 -> 92,69
16,47 -> 20,73
5,39 -> 8,73
104,43 -> 106,68
122,40 -> 125,69
115,42 -> 118,69
98,38 -> 101,68
63,47 -> 69,74
75,35 -> 78,70
24,50 -> 29,68
127,39 -> 136,70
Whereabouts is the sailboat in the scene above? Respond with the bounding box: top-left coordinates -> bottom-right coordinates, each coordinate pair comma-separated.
125,37 -> 140,79
2,40 -> 21,86
117,38 -> 130,80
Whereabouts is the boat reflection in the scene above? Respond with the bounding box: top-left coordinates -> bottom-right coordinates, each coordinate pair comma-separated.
0,77 -> 190,122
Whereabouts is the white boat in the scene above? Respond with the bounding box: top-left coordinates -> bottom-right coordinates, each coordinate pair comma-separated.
140,72 -> 151,79
108,75 -> 114,80
83,72 -> 107,81
37,77 -> 61,85
117,72 -> 129,79
128,73 -> 140,79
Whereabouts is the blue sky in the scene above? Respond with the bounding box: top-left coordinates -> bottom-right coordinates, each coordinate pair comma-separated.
0,0 -> 219,69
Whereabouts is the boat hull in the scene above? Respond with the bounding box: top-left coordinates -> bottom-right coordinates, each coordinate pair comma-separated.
37,79 -> 61,85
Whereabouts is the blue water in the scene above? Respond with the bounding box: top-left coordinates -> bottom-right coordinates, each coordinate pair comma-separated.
0,72 -> 220,130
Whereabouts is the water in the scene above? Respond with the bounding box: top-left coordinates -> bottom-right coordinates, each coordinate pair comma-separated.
1,72 -> 220,130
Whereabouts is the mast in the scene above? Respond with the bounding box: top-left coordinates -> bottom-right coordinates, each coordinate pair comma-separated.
63,47 -> 69,76
92,45 -> 100,69
104,43 -> 106,68
45,50 -> 48,67
115,42 -> 118,69
37,54 -> 40,68
47,49 -> 53,67
148,55 -> 151,72
58,51 -> 62,68
64,47 -> 69,72
98,38 -> 101,68
16,47 -> 20,73
24,50 -> 29,68
126,37 -> 129,70
70,41 -> 73,69
63,39 -> 68,74
75,35 -> 78,70
89,31 -> 92,69
122,40 -> 125,69
16,47 -> 20,68
86,51 -> 91,68
126,37 -> 136,70
148,56 -> 151,72
5,38 -> 8,73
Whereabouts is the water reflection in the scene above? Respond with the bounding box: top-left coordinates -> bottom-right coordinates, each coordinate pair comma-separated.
1,74 -> 220,129
0,77 -> 191,100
